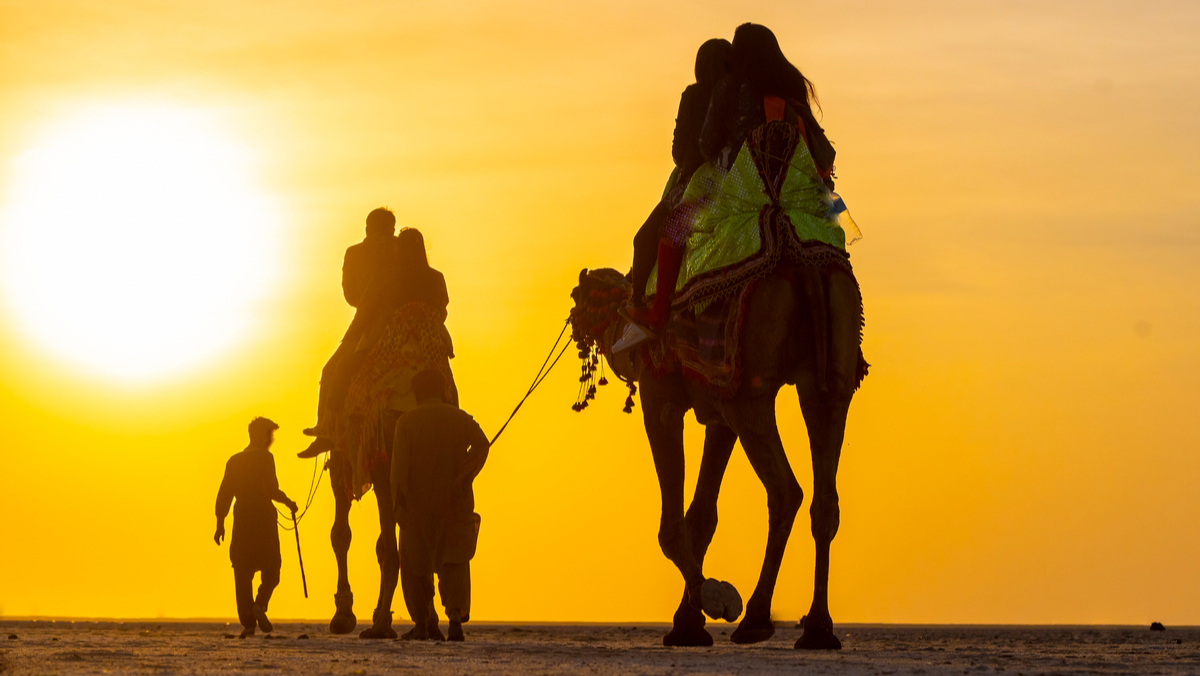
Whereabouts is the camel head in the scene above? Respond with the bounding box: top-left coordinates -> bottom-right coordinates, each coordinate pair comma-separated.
569,267 -> 638,412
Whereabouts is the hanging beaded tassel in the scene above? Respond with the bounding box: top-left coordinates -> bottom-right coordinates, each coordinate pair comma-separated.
573,342 -> 600,411
569,267 -> 636,414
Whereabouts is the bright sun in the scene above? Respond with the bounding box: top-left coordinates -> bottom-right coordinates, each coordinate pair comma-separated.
0,103 -> 282,382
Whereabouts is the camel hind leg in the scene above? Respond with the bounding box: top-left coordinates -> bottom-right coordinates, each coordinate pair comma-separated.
793,266 -> 861,650
793,381 -> 848,650
664,423 -> 738,647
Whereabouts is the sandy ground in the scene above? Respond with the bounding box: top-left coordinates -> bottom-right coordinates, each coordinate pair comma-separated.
1,620 -> 1197,675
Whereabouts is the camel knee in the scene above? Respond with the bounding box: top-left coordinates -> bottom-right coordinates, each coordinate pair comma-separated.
685,501 -> 718,551
375,535 -> 398,569
658,515 -> 690,567
331,521 -> 352,553
767,479 -> 804,524
810,491 -> 840,542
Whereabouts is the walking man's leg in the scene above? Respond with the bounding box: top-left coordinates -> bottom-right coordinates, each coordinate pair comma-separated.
399,571 -> 435,640
438,562 -> 471,642
254,567 -> 280,633
234,567 -> 256,637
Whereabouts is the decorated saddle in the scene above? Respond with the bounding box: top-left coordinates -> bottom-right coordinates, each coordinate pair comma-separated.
573,115 -> 863,399
647,117 -> 856,306
335,301 -> 456,499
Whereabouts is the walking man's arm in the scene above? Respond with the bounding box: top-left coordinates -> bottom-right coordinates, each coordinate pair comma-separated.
453,417 -> 491,488
215,460 -> 234,545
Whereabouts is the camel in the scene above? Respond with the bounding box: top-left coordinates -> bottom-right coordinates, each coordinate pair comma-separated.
307,306 -> 457,639
570,253 -> 866,649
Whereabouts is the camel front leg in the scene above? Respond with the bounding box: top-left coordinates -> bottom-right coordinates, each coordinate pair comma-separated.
327,452 -> 357,634
664,423 -> 737,647
640,374 -> 743,626
638,376 -> 697,587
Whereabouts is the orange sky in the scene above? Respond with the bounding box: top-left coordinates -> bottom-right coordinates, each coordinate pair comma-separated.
1,1 -> 1198,625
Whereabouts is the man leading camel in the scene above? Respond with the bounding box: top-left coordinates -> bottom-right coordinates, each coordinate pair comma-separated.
391,369 -> 489,641
214,417 -> 299,638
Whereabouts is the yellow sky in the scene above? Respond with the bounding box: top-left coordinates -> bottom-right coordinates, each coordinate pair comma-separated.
1,1 -> 1198,624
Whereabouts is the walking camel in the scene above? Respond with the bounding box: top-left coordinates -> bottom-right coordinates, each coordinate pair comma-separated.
570,246 -> 866,649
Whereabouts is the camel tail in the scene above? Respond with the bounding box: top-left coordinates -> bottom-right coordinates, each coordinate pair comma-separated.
854,348 -> 869,391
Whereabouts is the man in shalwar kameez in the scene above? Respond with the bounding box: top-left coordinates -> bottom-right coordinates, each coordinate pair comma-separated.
391,369 -> 489,642
214,417 -> 298,637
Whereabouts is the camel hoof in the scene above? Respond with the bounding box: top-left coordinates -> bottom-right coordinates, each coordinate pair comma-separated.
696,579 -> 742,623
359,611 -> 395,639
400,625 -> 429,641
329,592 -> 356,634
663,623 -> 713,647
794,627 -> 842,650
730,615 -> 775,644
359,624 -> 396,639
330,612 -> 357,635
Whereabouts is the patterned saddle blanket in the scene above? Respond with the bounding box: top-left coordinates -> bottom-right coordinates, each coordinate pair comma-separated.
645,119 -> 853,309
336,302 -> 455,499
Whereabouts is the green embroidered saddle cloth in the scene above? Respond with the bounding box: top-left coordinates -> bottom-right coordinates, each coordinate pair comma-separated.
646,120 -> 848,310
644,121 -> 856,395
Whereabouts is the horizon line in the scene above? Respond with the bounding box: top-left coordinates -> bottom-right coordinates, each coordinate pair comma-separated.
1,617 -> 1191,629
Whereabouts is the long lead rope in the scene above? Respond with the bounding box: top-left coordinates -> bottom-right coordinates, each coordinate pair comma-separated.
276,316 -> 572,528
488,317 -> 572,446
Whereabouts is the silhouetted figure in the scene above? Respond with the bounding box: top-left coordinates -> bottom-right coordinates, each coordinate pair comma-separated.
569,24 -> 865,651
214,417 -> 298,638
700,23 -> 834,177
626,38 -> 731,313
391,369 -> 488,642
628,24 -> 836,334
351,227 -> 453,372
306,225 -> 458,639
303,207 -> 398,441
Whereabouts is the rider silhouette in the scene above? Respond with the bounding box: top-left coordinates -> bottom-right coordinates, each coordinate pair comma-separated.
625,38 -> 731,316
301,208 -> 397,451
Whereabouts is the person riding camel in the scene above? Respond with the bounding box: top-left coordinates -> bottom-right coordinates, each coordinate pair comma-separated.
302,208 -> 397,443
623,38 -> 731,319
301,222 -> 455,458
623,23 -> 836,335
354,227 -> 452,369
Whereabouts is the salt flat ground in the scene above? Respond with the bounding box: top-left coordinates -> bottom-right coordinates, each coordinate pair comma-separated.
1,621 -> 1197,675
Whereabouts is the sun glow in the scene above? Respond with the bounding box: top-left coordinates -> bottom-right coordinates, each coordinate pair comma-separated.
0,103 -> 282,382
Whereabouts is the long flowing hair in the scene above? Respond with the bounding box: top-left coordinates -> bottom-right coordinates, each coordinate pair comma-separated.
732,23 -> 819,114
